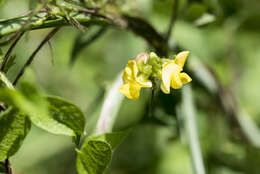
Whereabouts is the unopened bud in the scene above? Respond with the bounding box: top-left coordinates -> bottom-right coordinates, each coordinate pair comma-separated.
149,52 -> 159,59
135,53 -> 149,64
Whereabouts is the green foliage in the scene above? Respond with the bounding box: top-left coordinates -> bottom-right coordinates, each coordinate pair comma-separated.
46,96 -> 85,142
77,131 -> 128,174
29,0 -> 38,10
70,27 -> 107,65
0,84 -> 48,123
184,3 -> 207,22
173,21 -> 211,61
0,0 -> 7,8
2,55 -> 16,74
0,162 -> 5,173
0,82 -> 85,143
0,0 -> 260,174
0,72 -> 13,89
27,95 -> 85,140
0,107 -> 31,162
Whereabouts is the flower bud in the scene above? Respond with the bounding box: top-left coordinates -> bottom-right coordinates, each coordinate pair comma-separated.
135,53 -> 149,64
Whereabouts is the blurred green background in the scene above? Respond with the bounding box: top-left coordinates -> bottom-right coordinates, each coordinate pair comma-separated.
1,0 -> 260,174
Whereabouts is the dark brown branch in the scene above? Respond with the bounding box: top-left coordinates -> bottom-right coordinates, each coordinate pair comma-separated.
0,31 -> 25,72
4,159 -> 14,174
13,27 -> 61,86
123,15 -> 168,57
70,26 -> 107,65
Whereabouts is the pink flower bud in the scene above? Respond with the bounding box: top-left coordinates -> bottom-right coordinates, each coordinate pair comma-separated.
135,53 -> 149,64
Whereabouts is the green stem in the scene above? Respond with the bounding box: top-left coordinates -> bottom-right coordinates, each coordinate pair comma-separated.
0,13 -> 111,38
1,31 -> 25,71
13,27 -> 60,86
1,11 -> 167,58
96,73 -> 124,134
182,85 -> 206,174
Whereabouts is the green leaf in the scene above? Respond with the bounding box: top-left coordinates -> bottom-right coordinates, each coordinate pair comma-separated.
0,88 -> 44,118
77,140 -> 111,174
46,96 -> 85,141
77,131 -> 128,174
0,82 -> 85,141
19,82 -> 85,139
0,107 -> 31,161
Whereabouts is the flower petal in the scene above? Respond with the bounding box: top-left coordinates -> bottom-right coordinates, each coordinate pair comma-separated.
122,60 -> 138,83
160,82 -> 169,94
128,60 -> 138,78
174,51 -> 189,68
170,70 -> 183,89
129,83 -> 142,100
119,84 -> 130,97
161,62 -> 181,93
122,67 -> 132,83
135,52 -> 149,64
180,72 -> 192,85
136,74 -> 153,88
119,83 -> 141,100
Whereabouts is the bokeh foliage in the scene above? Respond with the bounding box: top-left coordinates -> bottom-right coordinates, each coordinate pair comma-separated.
0,0 -> 260,174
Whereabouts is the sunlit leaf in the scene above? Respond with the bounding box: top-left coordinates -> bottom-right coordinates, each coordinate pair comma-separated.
0,107 -> 31,161
19,82 -> 86,139
46,96 -> 85,143
77,131 -> 128,174
0,82 -> 85,142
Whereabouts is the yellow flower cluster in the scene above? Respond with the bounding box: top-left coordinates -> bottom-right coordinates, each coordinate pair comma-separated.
119,51 -> 192,100
119,60 -> 152,100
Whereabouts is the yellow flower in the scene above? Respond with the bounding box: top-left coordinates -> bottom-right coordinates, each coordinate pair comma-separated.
119,60 -> 152,100
160,51 -> 192,94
